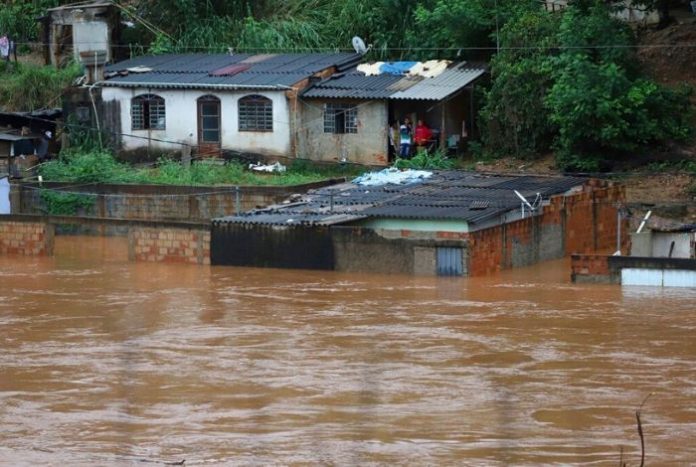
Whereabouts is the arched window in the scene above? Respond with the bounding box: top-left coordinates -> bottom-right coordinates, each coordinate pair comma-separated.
131,94 -> 165,130
238,95 -> 273,132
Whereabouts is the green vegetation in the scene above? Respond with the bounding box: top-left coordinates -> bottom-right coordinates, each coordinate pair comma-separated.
393,149 -> 455,170
39,190 -> 95,216
38,150 -> 362,186
480,1 -> 692,171
0,61 -> 81,111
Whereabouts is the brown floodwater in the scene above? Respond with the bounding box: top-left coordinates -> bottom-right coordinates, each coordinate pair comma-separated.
1,236 -> 695,466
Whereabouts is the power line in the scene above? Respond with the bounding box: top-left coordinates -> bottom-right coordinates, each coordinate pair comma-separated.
9,41 -> 696,51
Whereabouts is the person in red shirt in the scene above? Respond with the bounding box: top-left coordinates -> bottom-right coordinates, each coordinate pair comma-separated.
414,119 -> 433,149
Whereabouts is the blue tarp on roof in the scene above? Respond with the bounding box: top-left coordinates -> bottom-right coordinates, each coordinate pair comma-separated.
380,62 -> 418,75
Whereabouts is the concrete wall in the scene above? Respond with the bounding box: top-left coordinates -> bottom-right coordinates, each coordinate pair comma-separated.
73,22 -> 110,61
651,232 -> 693,258
101,87 -> 292,156
298,99 -> 389,166
332,228 -> 469,276
15,180 -> 338,222
129,226 -> 210,265
0,221 -> 54,256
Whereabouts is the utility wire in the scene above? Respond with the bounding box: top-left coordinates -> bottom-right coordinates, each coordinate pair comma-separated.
9,41 -> 696,51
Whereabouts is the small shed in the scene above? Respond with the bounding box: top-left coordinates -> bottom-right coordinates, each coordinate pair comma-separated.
631,224 -> 696,259
40,1 -> 121,67
0,132 -> 39,178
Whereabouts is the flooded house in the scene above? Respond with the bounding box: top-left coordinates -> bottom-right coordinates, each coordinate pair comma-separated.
64,53 -> 362,160
299,61 -> 487,165
212,171 -> 626,276
40,1 -> 122,67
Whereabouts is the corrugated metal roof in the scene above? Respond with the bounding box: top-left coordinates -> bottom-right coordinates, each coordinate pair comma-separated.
390,65 -> 486,100
302,62 -> 486,101
104,53 -> 362,90
215,171 -> 587,227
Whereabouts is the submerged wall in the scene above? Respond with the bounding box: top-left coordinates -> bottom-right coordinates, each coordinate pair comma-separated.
129,226 -> 210,265
0,220 -> 54,256
572,254 -> 696,286
15,180 -> 339,222
211,222 -> 335,270
468,182 -> 627,276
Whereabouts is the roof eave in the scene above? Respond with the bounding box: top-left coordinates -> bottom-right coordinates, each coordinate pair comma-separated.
100,81 -> 293,91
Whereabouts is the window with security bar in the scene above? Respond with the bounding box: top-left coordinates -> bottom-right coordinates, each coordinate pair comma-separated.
131,94 -> 165,130
324,103 -> 357,134
238,95 -> 273,132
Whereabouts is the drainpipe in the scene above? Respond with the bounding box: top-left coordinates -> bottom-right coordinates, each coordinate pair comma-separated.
88,81 -> 104,149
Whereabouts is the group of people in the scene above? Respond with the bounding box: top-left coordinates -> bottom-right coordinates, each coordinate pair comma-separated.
390,117 -> 434,159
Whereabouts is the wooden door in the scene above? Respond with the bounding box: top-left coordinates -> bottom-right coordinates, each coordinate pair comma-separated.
197,95 -> 221,157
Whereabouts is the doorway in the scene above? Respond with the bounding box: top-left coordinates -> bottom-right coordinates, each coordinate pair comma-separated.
197,95 -> 221,157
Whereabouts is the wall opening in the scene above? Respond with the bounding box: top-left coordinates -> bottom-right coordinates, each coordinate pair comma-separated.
436,247 -> 463,276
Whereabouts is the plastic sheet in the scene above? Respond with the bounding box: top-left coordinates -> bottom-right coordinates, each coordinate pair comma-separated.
352,168 -> 432,186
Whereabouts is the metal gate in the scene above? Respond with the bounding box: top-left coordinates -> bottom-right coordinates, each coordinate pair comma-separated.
436,247 -> 463,276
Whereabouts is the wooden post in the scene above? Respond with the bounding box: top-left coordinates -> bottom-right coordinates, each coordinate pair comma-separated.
440,103 -> 446,150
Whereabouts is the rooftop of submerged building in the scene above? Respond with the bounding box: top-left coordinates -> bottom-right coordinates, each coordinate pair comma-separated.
213,169 -> 598,230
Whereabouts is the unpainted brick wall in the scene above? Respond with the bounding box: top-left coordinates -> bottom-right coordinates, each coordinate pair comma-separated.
468,181 -> 628,276
128,227 -> 210,265
0,221 -> 54,256
571,254 -> 610,277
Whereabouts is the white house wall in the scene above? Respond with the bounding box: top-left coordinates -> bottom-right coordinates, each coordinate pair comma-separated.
100,87 -> 292,156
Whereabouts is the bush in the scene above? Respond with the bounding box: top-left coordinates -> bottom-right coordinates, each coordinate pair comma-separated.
393,149 -> 455,170
0,62 -> 81,111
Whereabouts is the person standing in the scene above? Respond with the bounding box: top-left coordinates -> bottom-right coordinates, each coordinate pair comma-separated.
399,117 -> 413,158
414,119 -> 433,150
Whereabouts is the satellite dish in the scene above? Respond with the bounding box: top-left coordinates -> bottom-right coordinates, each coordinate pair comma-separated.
352,36 -> 368,55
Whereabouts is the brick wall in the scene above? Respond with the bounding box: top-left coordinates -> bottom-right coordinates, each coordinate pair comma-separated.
468,181 -> 628,276
128,227 -> 210,265
571,254 -> 612,283
0,221 -> 54,256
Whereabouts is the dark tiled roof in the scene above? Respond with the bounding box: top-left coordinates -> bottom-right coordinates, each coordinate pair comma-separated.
302,62 -> 486,101
214,171 -> 587,228
103,53 -> 362,90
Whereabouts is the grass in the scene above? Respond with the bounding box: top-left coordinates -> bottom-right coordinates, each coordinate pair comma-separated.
0,61 -> 81,111
39,151 -> 365,186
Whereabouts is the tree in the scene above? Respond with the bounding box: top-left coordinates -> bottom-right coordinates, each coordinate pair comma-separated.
546,2 -> 692,170
479,8 -> 559,157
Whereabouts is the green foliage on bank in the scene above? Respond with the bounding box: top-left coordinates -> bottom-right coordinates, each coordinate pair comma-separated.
38,150 -> 362,186
480,1 -> 692,171
0,61 -> 81,111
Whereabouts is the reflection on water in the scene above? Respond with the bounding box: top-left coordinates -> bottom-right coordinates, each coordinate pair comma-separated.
1,236 -> 695,465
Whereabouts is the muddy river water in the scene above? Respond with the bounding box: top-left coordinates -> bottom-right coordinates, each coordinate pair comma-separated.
1,236 -> 695,465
